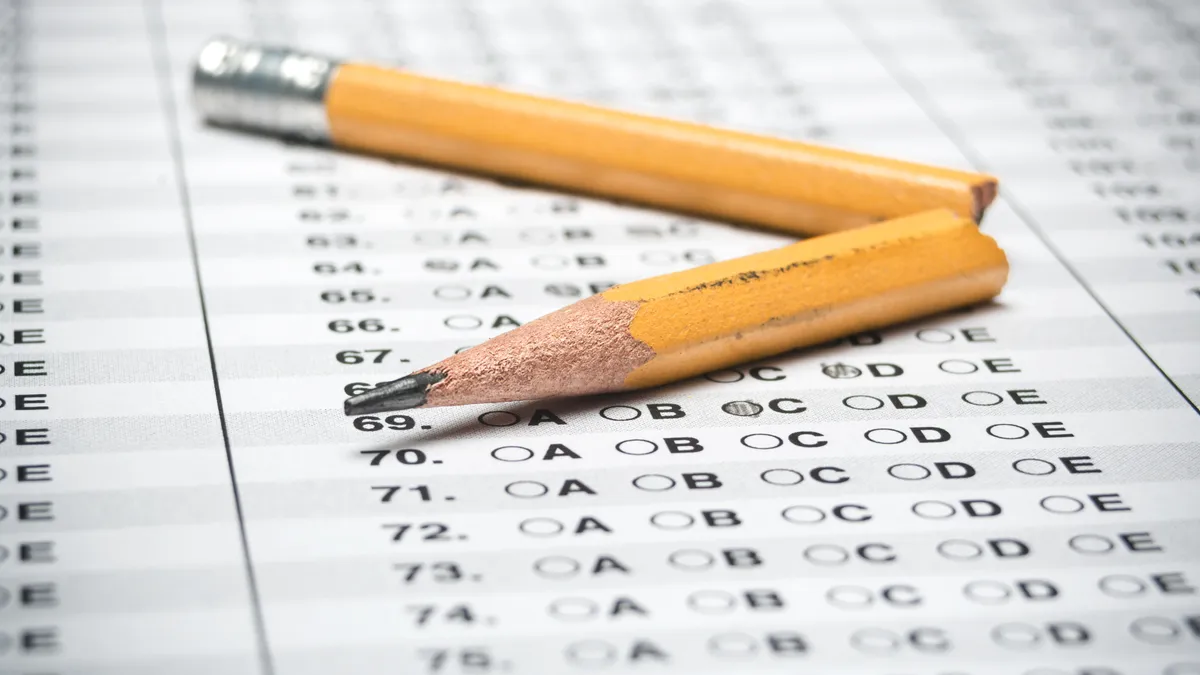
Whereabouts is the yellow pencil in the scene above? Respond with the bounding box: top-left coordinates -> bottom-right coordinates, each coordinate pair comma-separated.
192,37 -> 997,237
342,210 -> 1007,413
188,38 -> 1009,414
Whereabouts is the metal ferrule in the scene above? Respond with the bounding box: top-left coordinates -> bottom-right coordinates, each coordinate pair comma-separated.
192,36 -> 339,142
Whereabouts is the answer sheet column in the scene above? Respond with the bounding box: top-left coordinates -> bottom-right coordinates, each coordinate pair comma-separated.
1,1 -> 267,673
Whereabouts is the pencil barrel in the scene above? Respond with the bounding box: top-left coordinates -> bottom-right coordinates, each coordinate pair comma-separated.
323,63 -> 996,236
605,210 -> 1009,389
190,37 -> 997,236
400,210 -> 1009,408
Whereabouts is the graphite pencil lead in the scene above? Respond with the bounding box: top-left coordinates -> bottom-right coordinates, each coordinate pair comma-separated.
344,371 -> 447,416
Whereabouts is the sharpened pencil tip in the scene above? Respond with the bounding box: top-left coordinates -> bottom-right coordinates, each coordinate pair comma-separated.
343,371 -> 447,416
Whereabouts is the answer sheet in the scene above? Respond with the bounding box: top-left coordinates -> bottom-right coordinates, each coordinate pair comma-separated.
3,0 -> 1200,673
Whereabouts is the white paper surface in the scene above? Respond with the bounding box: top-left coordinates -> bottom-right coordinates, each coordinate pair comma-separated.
3,1 -> 1200,673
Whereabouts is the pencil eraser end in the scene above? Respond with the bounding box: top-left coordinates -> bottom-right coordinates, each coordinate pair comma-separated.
192,36 -> 338,142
